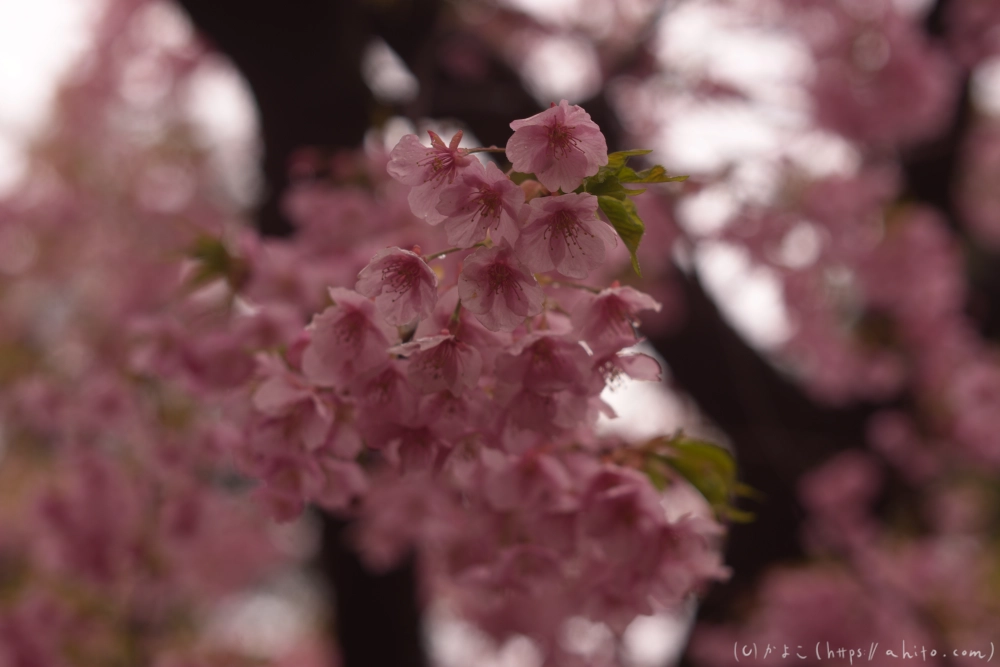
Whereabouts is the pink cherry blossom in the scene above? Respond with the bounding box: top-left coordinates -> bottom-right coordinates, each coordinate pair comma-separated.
483,451 -> 574,512
301,458 -> 368,513
572,284 -> 662,354
355,247 -> 438,325
579,466 -> 667,563
252,353 -> 321,417
250,354 -> 346,453
514,192 -> 616,279
503,389 -> 560,435
457,242 -> 544,332
592,351 -> 663,393
506,100 -> 609,193
415,286 -> 511,373
351,360 -> 421,426
421,387 -> 488,440
301,287 -> 397,386
435,160 -> 525,247
387,130 -> 475,223
392,334 -> 483,395
495,332 -> 592,395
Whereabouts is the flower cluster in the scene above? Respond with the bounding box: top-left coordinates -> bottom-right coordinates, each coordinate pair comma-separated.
234,101 -> 728,658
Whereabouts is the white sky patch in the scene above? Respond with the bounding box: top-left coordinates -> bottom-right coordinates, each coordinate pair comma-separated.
657,2 -> 812,106
728,158 -> 782,205
695,241 -> 792,349
206,573 -> 323,660
0,0 -> 101,194
676,185 -> 740,236
499,0 -> 586,25
430,609 -> 544,667
208,593 -> 308,658
658,101 -> 783,173
0,0 -> 99,135
367,114 -> 416,154
431,602 -> 695,667
182,53 -> 261,206
785,129 -> 861,178
778,221 -> 823,269
598,343 -> 685,441
362,38 -> 419,104
623,605 -> 697,667
521,34 -> 601,103
972,56 -> 1000,117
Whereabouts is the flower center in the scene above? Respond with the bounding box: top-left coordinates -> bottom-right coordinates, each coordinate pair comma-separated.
544,209 -> 594,257
381,258 -> 422,298
417,149 -> 468,185
475,187 -> 502,222
545,122 -> 581,158
486,263 -> 524,299
333,311 -> 367,346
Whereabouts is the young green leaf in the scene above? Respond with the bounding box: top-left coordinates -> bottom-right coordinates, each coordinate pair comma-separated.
651,435 -> 755,523
597,195 -> 645,276
618,164 -> 689,184
187,236 -> 249,290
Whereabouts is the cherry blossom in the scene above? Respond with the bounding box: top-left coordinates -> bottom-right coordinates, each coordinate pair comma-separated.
355,247 -> 438,325
515,192 -> 616,279
301,287 -> 397,385
592,351 -> 663,393
0,32 -> 734,663
387,130 -> 475,223
495,332 -> 592,395
506,99 -> 609,193
392,333 -> 483,395
572,284 -> 662,355
351,360 -> 421,426
435,160 -> 525,247
457,242 -> 545,332
414,286 -> 511,373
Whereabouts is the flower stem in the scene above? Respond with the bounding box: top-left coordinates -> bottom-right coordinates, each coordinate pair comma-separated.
448,299 -> 463,334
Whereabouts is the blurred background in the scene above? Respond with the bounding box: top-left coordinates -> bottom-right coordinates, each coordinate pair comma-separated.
2,0 -> 1000,665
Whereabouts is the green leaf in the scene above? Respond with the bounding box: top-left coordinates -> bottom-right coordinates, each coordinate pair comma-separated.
585,177 -> 630,199
597,195 -> 644,276
585,150 -> 685,192
643,458 -> 670,491
723,507 -> 757,524
579,151 -> 687,275
654,435 -> 752,522
509,172 -> 537,185
734,482 -> 765,501
606,148 -> 652,170
618,164 -> 689,184
187,236 -> 249,290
